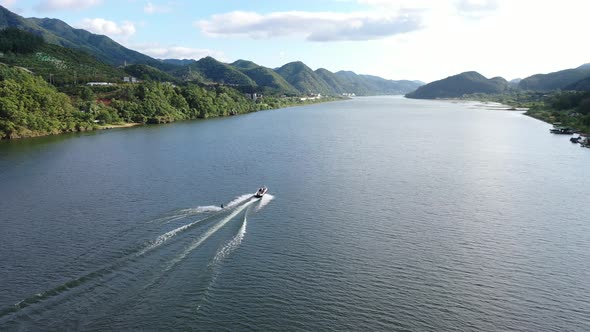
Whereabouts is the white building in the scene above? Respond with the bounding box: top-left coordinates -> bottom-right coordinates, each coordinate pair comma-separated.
87,82 -> 114,86
123,76 -> 138,83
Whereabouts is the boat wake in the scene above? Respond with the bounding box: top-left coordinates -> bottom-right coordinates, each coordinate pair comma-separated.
212,211 -> 248,266
255,193 -> 275,212
197,205 -> 250,312
148,193 -> 254,225
149,206 -> 221,225
226,193 -> 256,208
0,192 -> 271,324
136,212 -> 219,257
158,198 -> 255,275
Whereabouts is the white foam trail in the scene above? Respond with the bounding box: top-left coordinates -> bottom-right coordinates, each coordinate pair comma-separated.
196,207 -> 250,312
138,194 -> 255,256
226,193 -> 255,208
149,194 -> 252,225
154,214 -> 190,225
136,208 -> 225,257
179,206 -> 222,214
163,199 -> 255,271
148,213 -> 184,224
149,205 -> 223,224
0,195 -> 255,319
211,210 -> 247,266
255,194 -> 275,212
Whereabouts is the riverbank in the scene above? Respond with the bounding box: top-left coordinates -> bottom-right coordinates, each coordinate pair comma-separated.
1,95 -> 344,141
0,65 -> 350,141
443,99 -> 529,111
98,123 -> 143,130
452,92 -> 589,134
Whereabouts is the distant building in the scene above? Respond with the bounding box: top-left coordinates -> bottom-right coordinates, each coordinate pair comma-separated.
123,76 -> 138,83
300,93 -> 322,101
87,82 -> 114,86
245,93 -> 258,101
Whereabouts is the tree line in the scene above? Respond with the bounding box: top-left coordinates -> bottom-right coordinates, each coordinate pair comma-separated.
0,65 -> 335,139
462,90 -> 590,133
530,91 -> 590,131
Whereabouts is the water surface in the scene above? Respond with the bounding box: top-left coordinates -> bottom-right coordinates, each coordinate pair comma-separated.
1,96 -> 589,331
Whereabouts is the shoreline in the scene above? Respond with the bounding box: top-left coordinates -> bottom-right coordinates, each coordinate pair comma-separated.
410,96 -> 575,130
448,98 -> 558,126
439,98 -> 529,111
98,123 -> 143,130
1,97 -> 344,141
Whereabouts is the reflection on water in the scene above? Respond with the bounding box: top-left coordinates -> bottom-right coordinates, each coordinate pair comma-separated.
1,97 -> 589,331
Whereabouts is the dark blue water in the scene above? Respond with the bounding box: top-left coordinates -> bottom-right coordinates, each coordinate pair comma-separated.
1,96 -> 590,331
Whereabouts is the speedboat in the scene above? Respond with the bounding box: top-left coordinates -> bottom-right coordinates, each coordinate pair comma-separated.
254,186 -> 268,198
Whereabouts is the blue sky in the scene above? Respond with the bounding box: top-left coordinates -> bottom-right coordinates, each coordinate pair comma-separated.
2,0 -> 590,82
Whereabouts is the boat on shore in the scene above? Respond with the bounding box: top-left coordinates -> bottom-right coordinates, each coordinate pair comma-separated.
254,186 -> 268,198
550,127 -> 575,134
550,123 -> 576,135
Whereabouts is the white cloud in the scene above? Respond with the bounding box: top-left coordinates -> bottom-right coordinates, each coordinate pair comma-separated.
0,0 -> 16,6
78,18 -> 136,37
144,1 -> 172,14
134,44 -> 226,61
0,0 -> 23,13
356,0 -> 590,82
34,0 -> 102,12
357,0 -> 499,19
359,0 -> 432,8
197,10 -> 422,41
456,0 -> 498,18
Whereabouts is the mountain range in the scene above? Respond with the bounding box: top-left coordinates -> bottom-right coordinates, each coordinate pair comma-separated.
3,5 -> 588,100
0,5 -> 422,96
518,64 -> 590,91
407,64 -> 590,99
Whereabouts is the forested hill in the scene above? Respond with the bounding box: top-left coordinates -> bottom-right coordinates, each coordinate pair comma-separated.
167,58 -> 421,96
271,62 -> 422,96
171,56 -> 256,86
230,60 -> 299,95
334,71 -> 422,95
565,76 -> 590,91
405,71 -> 508,99
0,6 -> 172,70
0,62 -> 338,139
275,61 -> 334,95
518,64 -> 590,91
410,64 -> 590,99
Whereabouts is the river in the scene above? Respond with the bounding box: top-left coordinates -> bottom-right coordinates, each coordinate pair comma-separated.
1,96 -> 589,331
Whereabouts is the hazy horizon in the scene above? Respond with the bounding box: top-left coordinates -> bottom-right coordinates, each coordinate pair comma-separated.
3,0 -> 589,82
